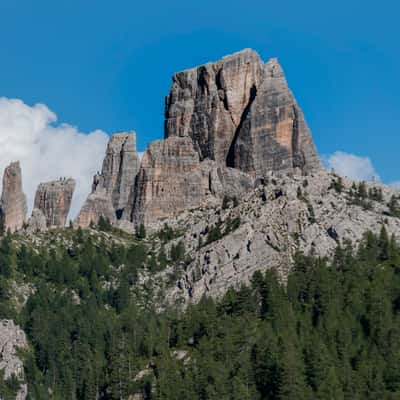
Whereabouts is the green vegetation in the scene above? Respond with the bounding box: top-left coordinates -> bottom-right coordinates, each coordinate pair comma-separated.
0,227 -> 399,399
156,224 -> 182,243
203,216 -> 241,246
348,182 -> 373,210
329,176 -> 344,193
388,195 -> 400,218
136,223 -> 146,240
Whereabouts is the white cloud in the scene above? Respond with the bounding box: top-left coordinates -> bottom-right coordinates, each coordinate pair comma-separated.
390,182 -> 400,189
325,151 -> 380,182
0,97 -> 109,220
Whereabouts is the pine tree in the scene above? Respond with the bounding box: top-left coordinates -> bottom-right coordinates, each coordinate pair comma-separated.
136,223 -> 146,240
278,340 -> 311,400
317,367 -> 344,400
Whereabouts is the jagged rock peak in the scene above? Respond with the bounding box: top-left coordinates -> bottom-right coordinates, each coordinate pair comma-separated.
33,178 -> 76,228
76,131 -> 140,228
165,48 -> 322,174
165,49 -> 264,164
101,131 -> 140,216
0,161 -> 27,232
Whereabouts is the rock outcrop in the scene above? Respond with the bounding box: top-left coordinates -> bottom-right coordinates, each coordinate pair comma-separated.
101,132 -> 140,217
26,208 -> 47,233
230,58 -> 321,175
165,49 -> 321,174
0,162 -> 27,233
33,178 -> 76,228
132,137 -> 205,227
132,137 -> 255,228
165,49 -> 264,164
74,184 -> 116,228
0,319 -> 28,400
76,132 -> 140,228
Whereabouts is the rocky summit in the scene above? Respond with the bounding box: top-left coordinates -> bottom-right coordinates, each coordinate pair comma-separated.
0,162 -> 27,233
165,49 -> 321,174
33,178 -> 76,228
100,131 -> 140,217
76,131 -> 140,228
121,49 -> 321,228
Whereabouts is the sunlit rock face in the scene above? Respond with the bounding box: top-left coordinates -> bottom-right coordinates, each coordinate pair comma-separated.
0,161 -> 27,232
132,137 -> 255,228
33,178 -> 76,228
165,49 -> 321,175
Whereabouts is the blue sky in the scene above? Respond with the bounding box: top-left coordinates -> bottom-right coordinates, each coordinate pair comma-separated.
0,0 -> 399,185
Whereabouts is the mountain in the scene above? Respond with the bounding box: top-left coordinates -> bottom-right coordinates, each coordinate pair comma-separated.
0,49 -> 399,399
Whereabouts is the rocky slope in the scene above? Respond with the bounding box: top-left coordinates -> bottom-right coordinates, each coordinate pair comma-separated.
150,171 -> 400,304
0,320 -> 27,400
0,162 -> 27,233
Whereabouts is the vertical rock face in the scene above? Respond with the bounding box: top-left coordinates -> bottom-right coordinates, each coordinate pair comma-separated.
101,132 -> 140,217
165,49 -> 322,174
74,183 -> 116,228
0,162 -> 27,232
230,59 -> 321,175
34,178 -> 76,228
132,137 -> 255,228
132,137 -> 205,226
165,49 -> 264,163
75,132 -> 140,228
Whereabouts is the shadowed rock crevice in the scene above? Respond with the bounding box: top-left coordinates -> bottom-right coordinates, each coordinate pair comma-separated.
226,84 -> 258,168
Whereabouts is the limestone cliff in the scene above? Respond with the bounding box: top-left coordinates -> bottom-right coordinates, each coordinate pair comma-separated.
74,184 -> 116,228
0,162 -> 27,233
165,49 -> 321,174
101,131 -> 140,217
76,132 -> 140,228
231,58 -> 321,175
33,178 -> 75,228
165,49 -> 264,164
132,137 -> 255,228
